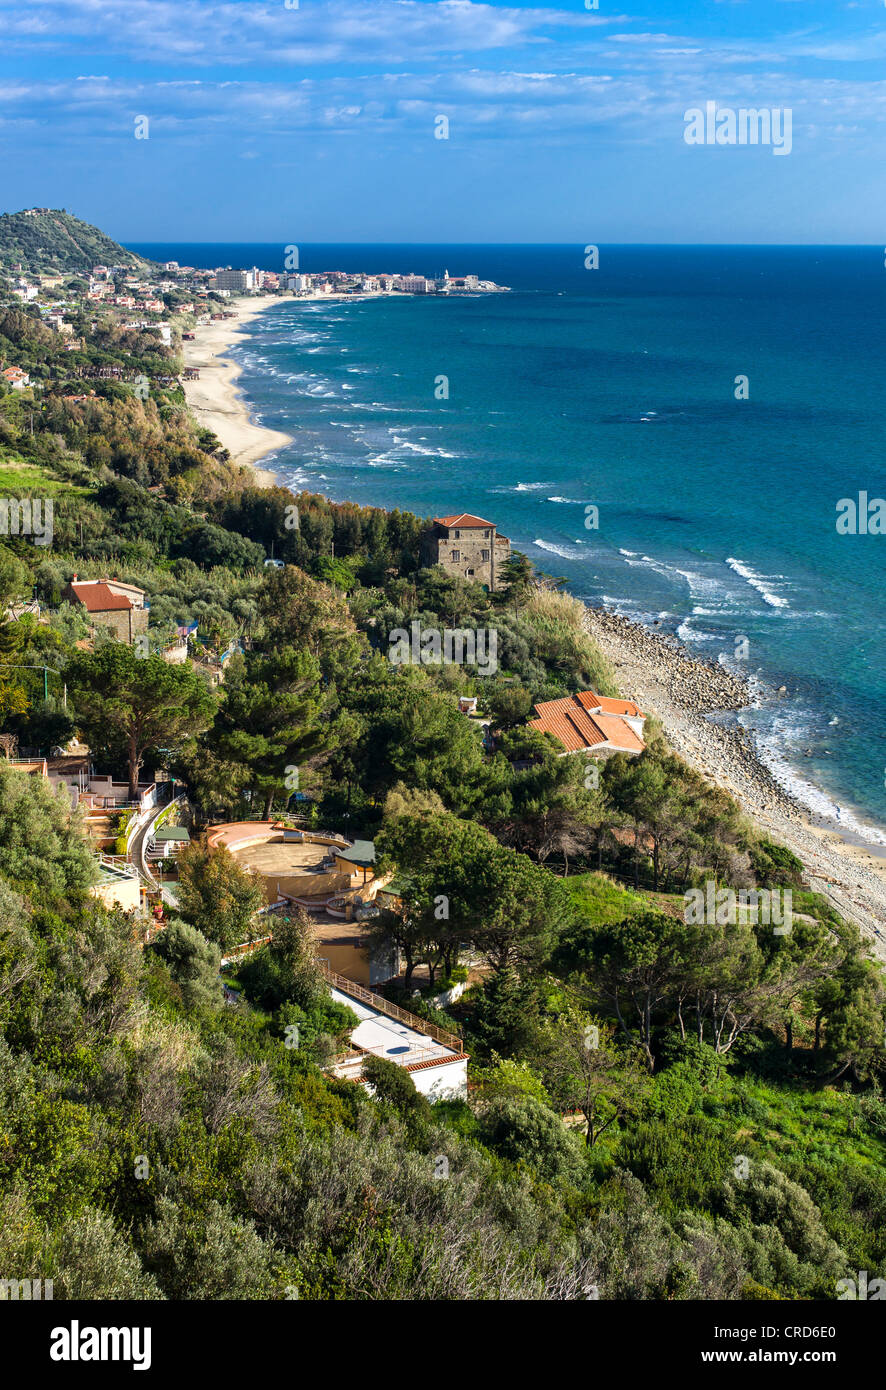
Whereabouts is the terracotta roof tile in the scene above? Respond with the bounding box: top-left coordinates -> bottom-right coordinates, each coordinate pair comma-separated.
433,513 -> 496,528
575,689 -> 645,719
530,691 -> 645,755
70,582 -> 132,613
404,1053 -> 470,1071
590,712 -> 646,754
531,697 -> 606,752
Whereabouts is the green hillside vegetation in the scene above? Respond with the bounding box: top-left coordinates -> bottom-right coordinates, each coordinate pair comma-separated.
0,208 -> 150,273
0,244 -> 884,1301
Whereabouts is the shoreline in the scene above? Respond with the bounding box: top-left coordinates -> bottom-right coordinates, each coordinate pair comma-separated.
181,295 -> 293,484
180,285 -> 508,481
192,293 -> 886,951
581,606 -> 886,953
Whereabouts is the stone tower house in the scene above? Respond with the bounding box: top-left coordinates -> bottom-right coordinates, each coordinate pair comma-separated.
420,513 -> 510,592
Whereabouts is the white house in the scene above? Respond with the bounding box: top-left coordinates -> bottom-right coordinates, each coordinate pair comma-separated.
1,367 -> 30,391
329,985 -> 468,1101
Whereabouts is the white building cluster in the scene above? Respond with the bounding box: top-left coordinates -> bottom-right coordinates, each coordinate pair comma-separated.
276,266 -> 505,296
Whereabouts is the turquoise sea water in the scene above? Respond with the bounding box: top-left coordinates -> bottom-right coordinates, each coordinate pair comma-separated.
131,245 -> 886,841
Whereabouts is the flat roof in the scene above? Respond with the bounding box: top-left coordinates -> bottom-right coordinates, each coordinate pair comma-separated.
152,826 -> 190,842
330,988 -> 456,1064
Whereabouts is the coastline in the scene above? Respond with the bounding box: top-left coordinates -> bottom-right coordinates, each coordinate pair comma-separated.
180,284 -> 507,481
581,606 -> 886,954
188,289 -> 886,952
181,295 -> 292,484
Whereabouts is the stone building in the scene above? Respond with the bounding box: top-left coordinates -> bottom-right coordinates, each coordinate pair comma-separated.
420,513 -> 510,591
62,577 -> 149,644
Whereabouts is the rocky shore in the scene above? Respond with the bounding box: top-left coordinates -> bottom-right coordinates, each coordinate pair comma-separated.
581,604 -> 886,955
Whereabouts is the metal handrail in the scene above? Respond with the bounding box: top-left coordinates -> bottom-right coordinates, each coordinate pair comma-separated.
219,937 -> 464,1052
319,963 -> 463,1051
96,853 -> 141,878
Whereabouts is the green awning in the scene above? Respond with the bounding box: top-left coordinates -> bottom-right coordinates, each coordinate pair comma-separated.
153,826 -> 191,842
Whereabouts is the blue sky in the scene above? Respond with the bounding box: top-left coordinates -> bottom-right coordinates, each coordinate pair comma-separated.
1,0 -> 885,242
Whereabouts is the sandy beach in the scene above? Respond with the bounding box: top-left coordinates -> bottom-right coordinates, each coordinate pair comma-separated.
181,295 -> 292,483
581,606 -> 886,957
180,285 -> 505,480
181,293 -> 886,954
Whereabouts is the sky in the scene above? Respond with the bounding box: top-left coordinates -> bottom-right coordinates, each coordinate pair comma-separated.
1,0 -> 885,242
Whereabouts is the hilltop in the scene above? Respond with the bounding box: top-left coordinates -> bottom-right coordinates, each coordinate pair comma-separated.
0,207 -> 152,274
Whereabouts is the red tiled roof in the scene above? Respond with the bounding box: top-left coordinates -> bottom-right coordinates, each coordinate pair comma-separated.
589,712 -> 646,755
404,1053 -> 470,1071
530,691 -> 645,755
531,696 -> 607,752
574,689 -> 645,719
70,581 -> 132,613
433,514 -> 496,529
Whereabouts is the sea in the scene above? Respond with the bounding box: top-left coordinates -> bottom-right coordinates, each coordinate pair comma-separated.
128,243 -> 886,844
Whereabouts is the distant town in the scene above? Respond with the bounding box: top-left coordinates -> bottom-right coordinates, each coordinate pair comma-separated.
0,234 -> 509,384
191,263 -> 509,297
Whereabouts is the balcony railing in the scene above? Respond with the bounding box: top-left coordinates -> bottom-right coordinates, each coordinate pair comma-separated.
318,964 -> 463,1052
219,937 -> 464,1054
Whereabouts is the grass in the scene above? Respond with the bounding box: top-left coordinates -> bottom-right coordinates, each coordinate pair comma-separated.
0,449 -> 92,499
564,870 -> 653,926
722,1077 -> 883,1169
523,587 -> 619,696
0,457 -> 71,496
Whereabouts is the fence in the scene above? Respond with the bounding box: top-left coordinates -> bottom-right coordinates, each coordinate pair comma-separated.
318,963 -> 463,1052
96,853 -> 142,880
220,935 -> 272,966
219,930 -> 463,1051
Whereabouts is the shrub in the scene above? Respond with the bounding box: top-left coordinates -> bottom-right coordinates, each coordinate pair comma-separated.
362,1054 -> 432,1134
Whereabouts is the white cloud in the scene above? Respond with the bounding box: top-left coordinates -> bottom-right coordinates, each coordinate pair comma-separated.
4,62 -> 886,150
1,0 -> 884,158
0,0 -> 621,66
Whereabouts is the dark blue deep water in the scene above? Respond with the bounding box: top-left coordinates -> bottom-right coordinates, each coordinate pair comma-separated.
129,244 -> 886,839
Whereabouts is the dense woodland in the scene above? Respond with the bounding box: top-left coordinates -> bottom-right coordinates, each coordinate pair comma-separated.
1,291 -> 885,1301
0,209 -> 149,274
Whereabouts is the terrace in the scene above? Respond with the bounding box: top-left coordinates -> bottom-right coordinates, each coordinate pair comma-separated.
324,969 -> 467,1101
206,823 -> 396,984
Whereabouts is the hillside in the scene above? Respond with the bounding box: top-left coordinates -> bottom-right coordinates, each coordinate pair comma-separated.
0,278 -> 884,1311
0,207 -> 151,274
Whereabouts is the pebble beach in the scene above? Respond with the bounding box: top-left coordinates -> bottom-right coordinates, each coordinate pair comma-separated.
581,605 -> 886,955
180,292 -> 886,956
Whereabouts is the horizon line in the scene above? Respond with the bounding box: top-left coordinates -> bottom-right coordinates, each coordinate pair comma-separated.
120,240 -> 886,249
